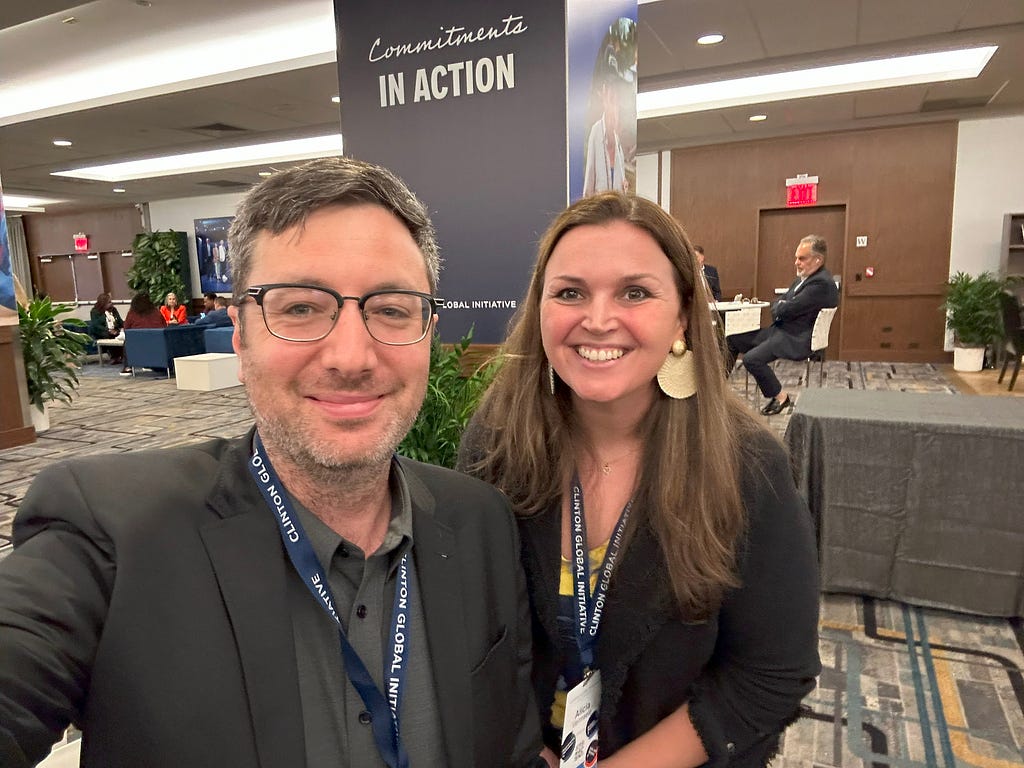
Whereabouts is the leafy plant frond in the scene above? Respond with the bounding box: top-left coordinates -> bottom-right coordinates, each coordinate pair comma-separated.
125,230 -> 189,305
941,271 -> 1005,347
397,328 -> 500,469
18,296 -> 90,412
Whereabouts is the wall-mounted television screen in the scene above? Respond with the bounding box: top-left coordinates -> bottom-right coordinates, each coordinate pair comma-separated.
195,217 -> 234,294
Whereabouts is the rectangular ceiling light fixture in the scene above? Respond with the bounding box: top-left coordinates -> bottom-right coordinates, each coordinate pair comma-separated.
638,45 -> 998,118
52,135 -> 343,182
3,193 -> 64,212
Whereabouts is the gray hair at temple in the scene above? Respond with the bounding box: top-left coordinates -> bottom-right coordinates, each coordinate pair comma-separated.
228,157 -> 441,301
799,234 -> 828,263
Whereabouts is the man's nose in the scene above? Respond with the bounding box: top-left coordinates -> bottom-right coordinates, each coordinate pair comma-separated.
318,301 -> 379,371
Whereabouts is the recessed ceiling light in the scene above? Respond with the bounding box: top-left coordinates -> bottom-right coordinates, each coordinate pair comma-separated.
331,95 -> 340,104
258,171 -> 273,177
52,134 -> 344,182
112,188 -> 127,193
749,114 -> 767,122
697,33 -> 725,46
52,138 -> 73,147
61,16 -> 77,24
638,45 -> 998,118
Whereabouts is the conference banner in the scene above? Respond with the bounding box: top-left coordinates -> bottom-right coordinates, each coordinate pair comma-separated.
0,176 -> 18,325
567,1 -> 638,202
335,2 -> 568,343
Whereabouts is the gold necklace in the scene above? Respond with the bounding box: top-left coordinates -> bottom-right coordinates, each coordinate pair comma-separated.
596,446 -> 640,476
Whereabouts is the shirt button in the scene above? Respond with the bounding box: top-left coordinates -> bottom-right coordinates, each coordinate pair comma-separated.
358,711 -> 372,725
356,604 -> 368,619
339,545 -> 350,558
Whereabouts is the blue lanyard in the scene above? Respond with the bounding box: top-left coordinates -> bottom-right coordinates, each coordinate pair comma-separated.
249,434 -> 411,768
569,472 -> 633,671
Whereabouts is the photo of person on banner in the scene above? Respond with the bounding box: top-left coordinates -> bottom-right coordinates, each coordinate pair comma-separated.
582,18 -> 637,196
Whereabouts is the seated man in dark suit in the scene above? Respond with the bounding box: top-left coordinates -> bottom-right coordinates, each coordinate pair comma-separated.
193,295 -> 233,326
694,245 -> 722,301
727,234 -> 839,415
0,158 -> 545,768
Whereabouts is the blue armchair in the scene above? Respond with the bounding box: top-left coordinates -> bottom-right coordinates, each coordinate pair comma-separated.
124,325 -> 206,376
203,326 -> 234,353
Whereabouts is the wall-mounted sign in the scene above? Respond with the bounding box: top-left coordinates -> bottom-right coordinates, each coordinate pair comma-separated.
785,174 -> 819,207
73,232 -> 89,252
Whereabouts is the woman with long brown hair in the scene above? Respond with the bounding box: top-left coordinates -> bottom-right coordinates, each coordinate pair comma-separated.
460,193 -> 819,767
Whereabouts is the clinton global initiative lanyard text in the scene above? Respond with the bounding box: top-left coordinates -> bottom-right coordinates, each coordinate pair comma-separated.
569,472 -> 633,671
249,433 -> 412,768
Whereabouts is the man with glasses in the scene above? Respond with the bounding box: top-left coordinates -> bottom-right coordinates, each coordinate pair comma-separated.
0,158 -> 545,768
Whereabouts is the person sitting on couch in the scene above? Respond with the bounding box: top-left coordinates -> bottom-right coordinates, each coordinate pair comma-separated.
160,292 -> 188,325
194,296 -> 233,327
122,292 -> 167,375
88,293 -> 124,365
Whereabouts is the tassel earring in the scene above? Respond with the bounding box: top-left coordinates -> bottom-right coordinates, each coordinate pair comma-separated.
657,339 -> 697,399
548,363 -> 556,396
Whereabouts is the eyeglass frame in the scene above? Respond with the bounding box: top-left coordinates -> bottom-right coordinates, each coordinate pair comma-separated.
241,283 -> 442,345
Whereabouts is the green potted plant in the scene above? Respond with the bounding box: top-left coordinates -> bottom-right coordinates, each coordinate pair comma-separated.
398,328 -> 499,469
941,271 -> 1005,371
126,230 -> 190,307
18,296 -> 91,432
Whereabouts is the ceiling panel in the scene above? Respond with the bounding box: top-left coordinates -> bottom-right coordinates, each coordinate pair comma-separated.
1,0 -> 1022,212
854,86 -> 928,118
0,0 -> 81,32
857,0 -> 974,43
638,0 -> 764,79
958,0 -> 1024,29
747,0 -> 859,56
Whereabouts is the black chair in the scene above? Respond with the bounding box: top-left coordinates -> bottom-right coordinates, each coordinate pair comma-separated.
997,291 -> 1023,392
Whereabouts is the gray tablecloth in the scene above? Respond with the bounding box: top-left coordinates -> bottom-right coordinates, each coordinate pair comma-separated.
785,389 -> 1024,616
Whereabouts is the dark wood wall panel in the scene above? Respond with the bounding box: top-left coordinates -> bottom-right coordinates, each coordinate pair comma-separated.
22,207 -> 140,302
671,122 -> 957,362
23,207 -> 140,256
841,296 -> 948,362
101,251 -> 135,301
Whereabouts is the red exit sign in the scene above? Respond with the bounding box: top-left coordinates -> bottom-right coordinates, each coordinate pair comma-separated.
785,174 -> 819,207
73,232 -> 89,252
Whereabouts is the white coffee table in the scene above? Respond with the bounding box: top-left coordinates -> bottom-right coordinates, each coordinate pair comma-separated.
95,338 -> 124,365
174,353 -> 241,391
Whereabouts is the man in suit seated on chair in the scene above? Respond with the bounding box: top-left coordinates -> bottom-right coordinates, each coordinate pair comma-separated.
727,234 -> 839,415
694,245 -> 722,301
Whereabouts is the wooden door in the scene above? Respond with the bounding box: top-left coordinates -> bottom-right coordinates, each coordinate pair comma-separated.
36,255 -> 75,301
756,206 -> 846,358
102,251 -> 135,301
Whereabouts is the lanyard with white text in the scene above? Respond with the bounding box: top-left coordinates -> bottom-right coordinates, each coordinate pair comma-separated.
569,472 -> 633,671
248,434 -> 411,768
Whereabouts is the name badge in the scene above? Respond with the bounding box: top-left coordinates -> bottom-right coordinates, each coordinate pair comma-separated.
560,669 -> 601,768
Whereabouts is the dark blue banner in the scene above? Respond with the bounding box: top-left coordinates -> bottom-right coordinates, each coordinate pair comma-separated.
335,1 -> 568,343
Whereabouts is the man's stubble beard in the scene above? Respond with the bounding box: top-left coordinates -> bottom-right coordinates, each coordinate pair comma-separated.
243,372 -> 425,483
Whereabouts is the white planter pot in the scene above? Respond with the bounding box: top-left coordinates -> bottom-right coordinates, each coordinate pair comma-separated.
30,404 -> 50,433
953,345 -> 985,372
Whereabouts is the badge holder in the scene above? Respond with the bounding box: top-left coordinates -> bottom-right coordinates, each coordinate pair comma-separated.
559,669 -> 601,768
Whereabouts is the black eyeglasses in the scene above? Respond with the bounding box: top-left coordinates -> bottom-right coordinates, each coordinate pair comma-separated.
243,284 -> 440,345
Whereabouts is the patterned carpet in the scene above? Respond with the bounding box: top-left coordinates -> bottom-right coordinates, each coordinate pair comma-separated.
2,360 -> 1022,766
